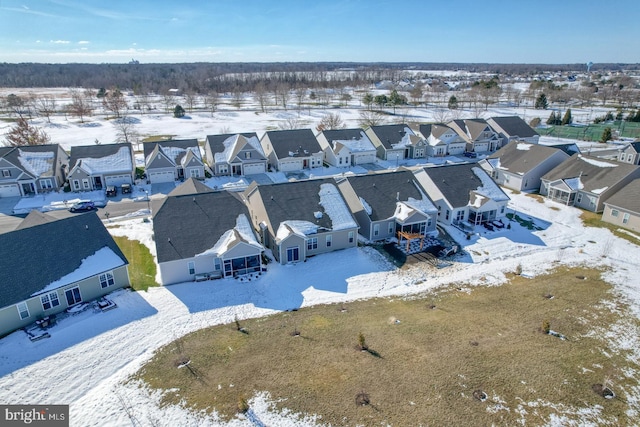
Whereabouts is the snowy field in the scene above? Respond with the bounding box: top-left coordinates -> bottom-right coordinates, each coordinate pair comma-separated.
1,95 -> 640,425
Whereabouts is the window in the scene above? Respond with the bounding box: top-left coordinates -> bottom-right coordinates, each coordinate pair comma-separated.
326,235 -> 332,247
73,180 -> 81,191
190,169 -> 201,178
388,222 -> 394,234
65,287 -> 82,306
99,271 -> 115,288
82,179 -> 90,190
455,210 -> 465,222
445,210 -> 450,221
40,179 -> 53,189
307,237 -> 318,251
427,217 -> 432,227
188,261 -> 195,275
348,231 -> 354,243
500,206 -> 505,214
2,169 -> 10,177
623,213 -> 630,224
17,302 -> 29,320
214,258 -> 221,271
219,165 -> 228,174
339,157 -> 342,164
611,209 -> 619,217
286,246 -> 300,263
245,152 -> 251,159
373,224 -> 380,236
576,193 -> 582,204
41,292 -> 60,310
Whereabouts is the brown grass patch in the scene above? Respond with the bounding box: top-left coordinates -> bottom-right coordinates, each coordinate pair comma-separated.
137,266 -> 640,425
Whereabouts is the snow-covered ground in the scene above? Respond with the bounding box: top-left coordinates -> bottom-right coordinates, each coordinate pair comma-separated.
1,97 -> 639,425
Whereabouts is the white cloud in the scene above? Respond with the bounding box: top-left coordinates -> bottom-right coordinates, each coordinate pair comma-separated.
50,40 -> 70,44
78,40 -> 90,45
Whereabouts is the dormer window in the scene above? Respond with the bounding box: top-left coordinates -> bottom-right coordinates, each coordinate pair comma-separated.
245,152 -> 251,159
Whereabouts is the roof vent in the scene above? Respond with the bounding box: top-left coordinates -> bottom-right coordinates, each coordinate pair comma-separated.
85,225 -> 88,230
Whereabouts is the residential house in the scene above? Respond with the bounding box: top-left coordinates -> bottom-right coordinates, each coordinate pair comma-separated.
447,119 -> 503,153
0,144 -> 69,197
365,124 -> 425,162
416,123 -> 467,157
243,178 -> 359,264
479,141 -> 570,191
260,129 -> 323,172
204,132 -> 268,176
316,128 -> 377,167
152,179 -> 264,285
336,170 -> 438,244
143,139 -> 204,184
602,178 -> 640,232
0,211 -> 129,337
617,141 -> 640,165
487,116 -> 540,145
68,143 -> 134,191
414,163 -> 510,228
540,154 -> 640,212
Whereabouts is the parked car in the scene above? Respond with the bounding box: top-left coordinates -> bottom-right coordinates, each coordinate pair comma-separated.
463,151 -> 478,158
69,201 -> 96,213
105,185 -> 117,197
121,183 -> 132,194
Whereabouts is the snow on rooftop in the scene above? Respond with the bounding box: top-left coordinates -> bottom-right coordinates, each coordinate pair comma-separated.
17,149 -> 54,177
214,135 -> 263,163
578,155 -> 618,168
79,146 -> 132,174
33,247 -> 125,296
198,214 -> 262,257
276,220 -> 318,242
390,127 -> 415,149
404,196 -> 437,215
472,167 -> 510,202
516,142 -> 532,151
360,196 -> 373,216
331,132 -> 375,152
318,183 -> 358,231
591,187 -> 609,195
564,177 -> 583,191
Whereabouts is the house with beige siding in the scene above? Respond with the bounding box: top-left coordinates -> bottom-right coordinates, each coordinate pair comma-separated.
204,132 -> 268,176
68,143 -> 134,191
602,179 -> 640,232
487,116 -> 540,145
316,128 -> 377,167
260,129 -> 323,172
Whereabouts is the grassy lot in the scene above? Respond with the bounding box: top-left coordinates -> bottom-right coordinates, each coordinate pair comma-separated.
141,135 -> 176,142
137,266 -> 640,425
581,210 -> 640,246
538,121 -> 640,141
113,235 -> 158,291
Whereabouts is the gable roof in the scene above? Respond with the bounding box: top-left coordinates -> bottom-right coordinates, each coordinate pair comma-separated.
69,143 -> 133,174
143,139 -> 201,166
0,144 -> 65,179
367,124 -> 417,149
488,141 -> 568,175
168,177 -> 214,197
206,133 -> 265,164
488,116 -> 539,138
420,163 -> 509,208
0,212 -> 128,308
542,153 -> 640,193
263,129 -> 322,159
346,170 -> 436,221
604,178 -> 640,213
320,128 -> 376,153
14,210 -> 57,230
624,141 -> 640,154
448,119 -> 497,143
545,143 -> 581,156
153,190 -> 258,263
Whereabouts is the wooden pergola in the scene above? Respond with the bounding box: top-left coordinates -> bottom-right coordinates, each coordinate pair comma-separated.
397,231 -> 426,252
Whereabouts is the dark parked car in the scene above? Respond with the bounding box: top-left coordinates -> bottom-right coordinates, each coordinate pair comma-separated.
105,185 -> 117,197
121,183 -> 132,194
69,201 -> 96,213
463,151 -> 478,158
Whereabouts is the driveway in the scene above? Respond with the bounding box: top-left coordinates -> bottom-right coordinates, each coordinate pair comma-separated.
0,197 -> 19,215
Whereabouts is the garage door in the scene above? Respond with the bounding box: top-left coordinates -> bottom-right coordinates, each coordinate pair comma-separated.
243,163 -> 266,175
149,171 -> 175,184
0,184 -> 20,197
105,174 -> 133,186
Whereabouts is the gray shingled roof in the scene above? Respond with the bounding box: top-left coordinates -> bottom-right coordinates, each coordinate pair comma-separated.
69,142 -> 132,169
0,212 -> 128,308
206,132 -> 259,155
368,124 -> 414,149
346,170 -> 433,221
168,177 -> 214,197
142,139 -> 200,165
252,178 -> 338,232
321,128 -> 365,142
488,141 -> 567,174
422,163 -> 498,208
264,129 -> 321,159
153,190 -> 252,263
542,154 -> 640,193
605,178 -> 640,213
0,144 -> 64,179
489,116 -> 539,138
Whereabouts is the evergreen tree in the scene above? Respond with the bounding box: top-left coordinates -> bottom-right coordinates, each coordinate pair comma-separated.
561,109 -> 572,125
374,94 -> 388,109
600,127 -> 613,143
388,90 -> 407,114
362,93 -> 373,110
535,93 -> 548,109
96,88 -> 106,98
448,95 -> 458,110
173,104 -> 186,118
546,111 -> 557,125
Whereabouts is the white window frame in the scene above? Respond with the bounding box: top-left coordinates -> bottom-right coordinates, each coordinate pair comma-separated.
2,169 -> 10,177
189,169 -> 201,178
326,235 -> 332,247
99,271 -> 115,288
373,224 -> 380,237
73,180 -> 81,191
82,179 -> 90,190
188,261 -> 195,275
348,231 -> 354,243
388,222 -> 394,234
17,302 -> 30,320
611,209 -> 619,217
245,151 -> 251,159
41,292 -> 60,310
623,213 -> 630,224
214,258 -> 221,271
219,165 -> 228,174
307,237 -> 318,251
40,178 -> 53,189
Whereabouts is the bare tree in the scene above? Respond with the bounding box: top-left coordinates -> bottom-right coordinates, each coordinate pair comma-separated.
277,83 -> 290,110
232,88 -> 244,109
432,108 -> 453,123
358,110 -> 385,128
161,93 -> 175,113
316,112 -> 345,132
294,88 -> 306,115
68,88 -> 93,123
203,91 -> 219,116
183,91 -> 198,112
35,95 -> 57,123
113,117 -> 140,145
102,88 -> 128,118
254,83 -> 269,113
278,116 -> 302,130
409,82 -> 424,107
4,118 -> 51,146
135,92 -> 153,114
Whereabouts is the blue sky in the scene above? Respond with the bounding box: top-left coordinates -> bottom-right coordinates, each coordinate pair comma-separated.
1,0 -> 638,64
